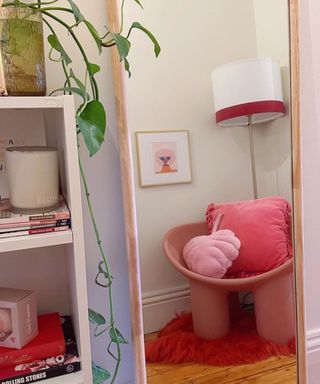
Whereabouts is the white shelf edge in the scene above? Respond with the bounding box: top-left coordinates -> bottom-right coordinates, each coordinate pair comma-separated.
0,230 -> 73,253
38,371 -> 84,384
0,96 -> 65,109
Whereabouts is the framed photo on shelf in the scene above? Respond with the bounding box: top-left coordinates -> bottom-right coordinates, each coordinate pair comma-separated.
135,130 -> 192,187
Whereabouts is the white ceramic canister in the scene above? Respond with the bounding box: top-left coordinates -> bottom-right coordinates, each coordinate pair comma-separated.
5,146 -> 59,213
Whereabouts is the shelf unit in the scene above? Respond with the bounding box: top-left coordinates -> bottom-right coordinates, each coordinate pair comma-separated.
0,96 -> 93,384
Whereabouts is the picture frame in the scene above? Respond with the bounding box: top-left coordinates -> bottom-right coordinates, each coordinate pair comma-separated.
135,130 -> 192,187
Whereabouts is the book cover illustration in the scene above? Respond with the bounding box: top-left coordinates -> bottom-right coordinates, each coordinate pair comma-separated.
0,316 -> 80,384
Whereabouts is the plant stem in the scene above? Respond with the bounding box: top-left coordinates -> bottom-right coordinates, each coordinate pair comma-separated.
120,0 -> 125,33
41,10 -> 99,100
43,18 -> 71,90
36,7 -> 74,13
78,157 -> 121,384
78,158 -> 113,318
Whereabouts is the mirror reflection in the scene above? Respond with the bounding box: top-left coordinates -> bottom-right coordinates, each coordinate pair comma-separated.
124,0 -> 296,382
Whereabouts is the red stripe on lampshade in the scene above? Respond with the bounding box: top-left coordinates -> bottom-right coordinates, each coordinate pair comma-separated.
216,100 -> 285,123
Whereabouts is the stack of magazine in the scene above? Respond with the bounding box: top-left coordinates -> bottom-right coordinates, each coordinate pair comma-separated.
0,195 -> 71,239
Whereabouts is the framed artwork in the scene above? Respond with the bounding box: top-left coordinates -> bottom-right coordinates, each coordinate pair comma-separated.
135,130 -> 192,187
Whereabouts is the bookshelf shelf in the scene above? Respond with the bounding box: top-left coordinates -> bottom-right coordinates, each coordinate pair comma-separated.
41,372 -> 83,384
0,96 -> 93,384
0,230 -> 73,253
0,96 -> 64,110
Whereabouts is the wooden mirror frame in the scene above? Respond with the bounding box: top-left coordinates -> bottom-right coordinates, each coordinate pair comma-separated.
106,0 -> 306,382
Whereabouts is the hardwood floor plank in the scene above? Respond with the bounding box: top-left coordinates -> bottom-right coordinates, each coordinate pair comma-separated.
145,331 -> 296,384
146,356 -> 296,384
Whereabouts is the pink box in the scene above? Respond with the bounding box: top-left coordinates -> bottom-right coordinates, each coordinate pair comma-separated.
0,288 -> 38,349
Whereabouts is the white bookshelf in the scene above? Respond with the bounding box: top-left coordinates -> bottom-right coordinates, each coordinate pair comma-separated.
0,96 -> 64,109
0,231 -> 73,253
0,96 -> 93,384
44,372 -> 84,384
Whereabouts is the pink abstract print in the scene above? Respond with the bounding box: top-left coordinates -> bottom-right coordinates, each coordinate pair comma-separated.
152,142 -> 178,174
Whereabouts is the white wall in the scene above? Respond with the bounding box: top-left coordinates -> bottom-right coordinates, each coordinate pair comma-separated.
300,1 -> 320,382
253,0 -> 292,204
44,2 -> 134,383
124,0 -> 260,332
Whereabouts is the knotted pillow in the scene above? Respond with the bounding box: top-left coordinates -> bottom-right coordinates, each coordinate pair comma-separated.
183,228 -> 241,278
206,196 -> 292,278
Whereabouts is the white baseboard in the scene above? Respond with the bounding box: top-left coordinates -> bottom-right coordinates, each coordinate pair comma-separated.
142,285 -> 191,334
307,327 -> 320,366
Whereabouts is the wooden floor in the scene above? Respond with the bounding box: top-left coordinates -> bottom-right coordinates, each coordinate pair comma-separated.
145,334 -> 297,384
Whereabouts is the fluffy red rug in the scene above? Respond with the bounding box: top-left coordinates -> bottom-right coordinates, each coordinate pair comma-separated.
145,312 -> 296,366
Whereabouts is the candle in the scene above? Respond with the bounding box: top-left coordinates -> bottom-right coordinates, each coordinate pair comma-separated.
5,146 -> 59,213
0,308 -> 12,334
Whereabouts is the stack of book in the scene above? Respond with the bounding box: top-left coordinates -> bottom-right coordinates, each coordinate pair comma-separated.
0,196 -> 71,239
0,314 -> 80,384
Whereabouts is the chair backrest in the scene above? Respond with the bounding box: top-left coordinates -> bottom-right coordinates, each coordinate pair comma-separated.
163,222 -> 208,267
163,221 -> 294,289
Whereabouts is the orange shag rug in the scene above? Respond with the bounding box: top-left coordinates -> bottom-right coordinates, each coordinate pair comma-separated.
145,312 -> 296,366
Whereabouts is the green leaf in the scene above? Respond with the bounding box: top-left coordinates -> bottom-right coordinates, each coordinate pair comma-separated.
109,327 -> 129,344
112,33 -> 131,61
124,58 -> 131,78
84,20 -> 102,54
77,100 -> 106,156
92,362 -> 110,384
88,308 -> 106,326
47,34 -> 72,65
66,0 -> 84,23
88,62 -> 101,76
133,0 -> 143,8
66,1 -> 102,53
130,22 -> 161,57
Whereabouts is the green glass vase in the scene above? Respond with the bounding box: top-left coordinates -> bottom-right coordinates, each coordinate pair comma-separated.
0,7 -> 46,96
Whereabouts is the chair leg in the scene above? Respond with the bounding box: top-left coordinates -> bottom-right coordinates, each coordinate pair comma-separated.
254,273 -> 295,344
190,280 -> 229,340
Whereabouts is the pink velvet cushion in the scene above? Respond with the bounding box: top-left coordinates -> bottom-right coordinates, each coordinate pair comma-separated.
206,196 -> 292,278
183,229 -> 241,278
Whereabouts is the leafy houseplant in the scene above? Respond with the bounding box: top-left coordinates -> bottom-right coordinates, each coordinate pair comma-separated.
0,0 -> 160,383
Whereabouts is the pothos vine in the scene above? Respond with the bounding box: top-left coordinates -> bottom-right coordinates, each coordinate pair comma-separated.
0,1 -> 160,383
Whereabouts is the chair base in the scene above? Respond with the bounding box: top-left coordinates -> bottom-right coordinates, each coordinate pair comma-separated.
191,281 -> 229,339
189,272 -> 295,344
254,272 -> 295,344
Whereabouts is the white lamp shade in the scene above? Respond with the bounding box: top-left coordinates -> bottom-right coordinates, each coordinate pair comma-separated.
212,58 -> 285,126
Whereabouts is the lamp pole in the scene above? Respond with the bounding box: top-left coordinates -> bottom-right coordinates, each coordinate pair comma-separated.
248,115 -> 258,199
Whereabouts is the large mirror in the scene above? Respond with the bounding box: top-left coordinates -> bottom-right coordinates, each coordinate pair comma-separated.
108,0 -> 305,383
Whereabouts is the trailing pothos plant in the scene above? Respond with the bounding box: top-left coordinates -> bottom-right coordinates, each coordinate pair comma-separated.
0,0 -> 160,383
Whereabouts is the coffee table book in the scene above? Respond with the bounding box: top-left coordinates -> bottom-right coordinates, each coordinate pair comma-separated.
0,313 -> 65,369
0,316 -> 79,384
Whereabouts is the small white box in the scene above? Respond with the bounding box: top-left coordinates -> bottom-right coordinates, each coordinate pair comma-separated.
0,288 -> 38,349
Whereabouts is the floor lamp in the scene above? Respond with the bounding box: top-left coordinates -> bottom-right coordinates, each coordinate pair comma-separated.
211,58 -> 285,199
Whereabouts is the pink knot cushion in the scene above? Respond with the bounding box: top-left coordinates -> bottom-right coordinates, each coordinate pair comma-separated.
206,196 -> 292,278
183,229 -> 241,278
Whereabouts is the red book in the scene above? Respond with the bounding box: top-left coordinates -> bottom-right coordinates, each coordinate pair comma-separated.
0,316 -> 79,384
0,313 -> 65,369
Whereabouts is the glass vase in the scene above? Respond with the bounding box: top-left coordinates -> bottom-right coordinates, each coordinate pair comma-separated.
0,7 -> 46,96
